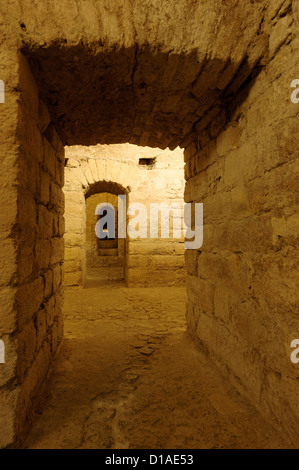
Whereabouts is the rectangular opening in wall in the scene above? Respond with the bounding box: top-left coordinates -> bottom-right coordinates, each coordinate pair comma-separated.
138,157 -> 156,168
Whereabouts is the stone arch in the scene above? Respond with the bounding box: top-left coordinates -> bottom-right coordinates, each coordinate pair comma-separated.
85,180 -> 129,284
2,0 -> 270,150
64,145 -> 185,288
85,180 -> 129,200
85,185 -> 128,285
64,158 -> 132,287
64,149 -> 138,193
0,0 -> 298,448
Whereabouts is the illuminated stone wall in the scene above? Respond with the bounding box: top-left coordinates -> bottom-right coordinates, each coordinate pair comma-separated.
64,144 -> 186,287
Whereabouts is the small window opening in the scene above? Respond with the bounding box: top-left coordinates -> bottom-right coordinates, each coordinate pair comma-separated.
138,157 -> 156,168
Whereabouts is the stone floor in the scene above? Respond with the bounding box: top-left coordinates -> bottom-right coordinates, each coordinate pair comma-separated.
85,266 -> 125,286
23,285 -> 287,449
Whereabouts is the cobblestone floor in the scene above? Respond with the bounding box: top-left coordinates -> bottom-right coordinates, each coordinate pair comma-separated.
23,286 -> 287,449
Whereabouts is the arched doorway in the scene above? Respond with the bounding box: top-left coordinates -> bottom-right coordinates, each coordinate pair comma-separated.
85,190 -> 126,285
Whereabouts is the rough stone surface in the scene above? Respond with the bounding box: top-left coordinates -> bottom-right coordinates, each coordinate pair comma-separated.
185,9 -> 299,445
0,0 -> 298,449
64,144 -> 185,287
22,286 -> 287,449
0,51 -> 65,447
85,192 -> 125,282
0,0 -> 282,149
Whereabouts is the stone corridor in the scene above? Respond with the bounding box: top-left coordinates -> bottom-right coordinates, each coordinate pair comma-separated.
0,0 -> 298,449
23,286 -> 286,449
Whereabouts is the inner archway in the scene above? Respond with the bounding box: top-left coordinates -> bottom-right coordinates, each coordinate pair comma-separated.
63,144 -> 186,288
85,190 -> 126,285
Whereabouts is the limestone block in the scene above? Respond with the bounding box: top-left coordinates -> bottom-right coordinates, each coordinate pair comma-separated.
66,158 -> 80,168
187,276 -> 214,315
50,181 -> 64,215
35,308 -> 47,351
17,277 -> 44,328
185,250 -> 199,277
45,296 -> 55,328
271,214 -> 299,247
150,254 -> 185,268
269,14 -> 293,59
16,340 -> 52,437
54,289 -> 64,316
64,200 -> 84,219
81,164 -> 95,185
64,215 -> 84,233
52,265 -> 62,293
38,169 -> 50,206
19,189 -> 37,234
0,239 -> 17,286
51,315 -> 63,355
223,141 -> 258,188
184,143 -> 197,163
37,205 -> 53,240
18,242 -> 34,283
65,246 -> 83,261
44,124 -> 64,157
0,159 -> 18,237
64,232 -> 84,247
246,159 -> 298,215
19,152 -> 39,196
213,286 -> 231,325
17,322 -> 37,380
18,53 -> 39,120
216,124 -> 241,157
58,216 -> 65,237
0,388 -> 19,448
35,239 -> 51,271
88,158 -> 99,181
18,106 -> 43,163
230,185 -> 250,215
0,287 -> 17,333
64,259 -> 82,273
43,269 -> 53,299
43,137 -> 57,179
38,100 -> 51,134
50,238 -> 64,266
185,173 -> 209,203
55,157 -> 64,186
64,190 -> 85,206
65,271 -> 83,287
196,313 -> 264,401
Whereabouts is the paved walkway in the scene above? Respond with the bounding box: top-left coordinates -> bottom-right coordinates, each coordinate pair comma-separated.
23,286 -> 286,449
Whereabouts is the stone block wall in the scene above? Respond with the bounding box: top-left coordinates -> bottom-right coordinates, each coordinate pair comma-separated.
185,6 -> 299,444
64,144 -> 185,287
0,46 -> 20,449
1,0 -> 298,448
0,52 -> 65,447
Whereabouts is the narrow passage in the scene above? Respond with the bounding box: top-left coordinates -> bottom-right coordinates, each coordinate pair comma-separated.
23,286 -> 286,449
